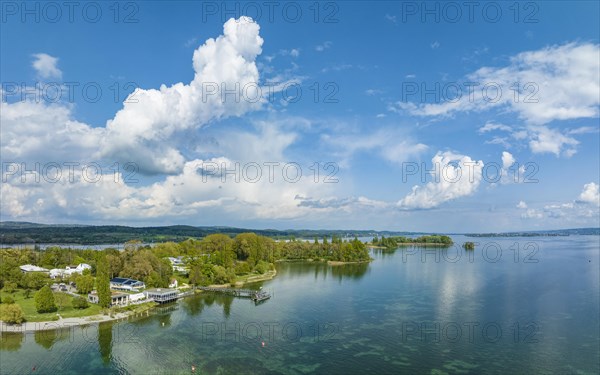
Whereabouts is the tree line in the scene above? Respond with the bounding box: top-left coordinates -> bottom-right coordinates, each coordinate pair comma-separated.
372,235 -> 454,249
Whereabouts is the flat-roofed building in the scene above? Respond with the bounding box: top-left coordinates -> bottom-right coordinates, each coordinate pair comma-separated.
19,264 -> 49,273
145,288 -> 178,303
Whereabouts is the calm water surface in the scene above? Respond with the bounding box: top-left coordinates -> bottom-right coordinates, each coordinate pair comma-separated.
1,235 -> 599,374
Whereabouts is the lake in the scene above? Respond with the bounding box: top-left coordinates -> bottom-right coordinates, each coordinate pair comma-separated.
1,235 -> 598,374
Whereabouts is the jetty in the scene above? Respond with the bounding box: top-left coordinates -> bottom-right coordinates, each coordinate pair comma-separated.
198,287 -> 271,303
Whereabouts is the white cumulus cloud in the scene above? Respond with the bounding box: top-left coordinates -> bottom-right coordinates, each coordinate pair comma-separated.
578,182 -> 600,206
32,53 -> 62,79
101,16 -> 264,174
397,151 -> 484,209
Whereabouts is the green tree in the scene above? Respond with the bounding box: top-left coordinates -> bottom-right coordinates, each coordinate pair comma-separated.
2,281 -> 17,294
204,234 -> 235,267
22,272 -> 50,290
96,254 -> 111,308
106,254 -> 123,278
0,303 -> 25,324
75,274 -> 94,294
72,296 -> 89,309
463,242 -> 475,250
3,295 -> 14,304
124,239 -> 142,252
34,285 -> 57,313
54,292 -> 70,310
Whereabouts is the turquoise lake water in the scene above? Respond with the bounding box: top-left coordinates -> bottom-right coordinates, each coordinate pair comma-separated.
1,235 -> 599,374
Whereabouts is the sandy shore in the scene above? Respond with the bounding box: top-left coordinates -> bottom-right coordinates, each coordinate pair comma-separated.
327,260 -> 372,266
208,269 -> 278,288
0,311 -> 134,333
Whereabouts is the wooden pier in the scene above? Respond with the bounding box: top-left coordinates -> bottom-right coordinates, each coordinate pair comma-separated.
198,287 -> 271,303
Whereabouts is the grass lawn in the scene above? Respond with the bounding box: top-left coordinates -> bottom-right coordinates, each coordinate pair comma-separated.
1,289 -> 103,322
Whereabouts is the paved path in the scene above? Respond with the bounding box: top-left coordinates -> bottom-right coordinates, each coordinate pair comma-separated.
0,312 -> 131,333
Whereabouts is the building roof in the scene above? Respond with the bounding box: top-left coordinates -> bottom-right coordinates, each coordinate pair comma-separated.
167,256 -> 185,265
145,288 -> 177,295
110,277 -> 144,285
20,264 -> 49,272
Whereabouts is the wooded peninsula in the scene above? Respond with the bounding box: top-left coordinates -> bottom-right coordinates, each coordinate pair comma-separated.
0,233 -> 372,323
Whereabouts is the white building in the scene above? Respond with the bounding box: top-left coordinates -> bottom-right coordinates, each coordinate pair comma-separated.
110,277 -> 145,291
48,263 -> 92,279
19,264 -> 49,273
66,263 -> 92,275
129,292 -> 146,303
167,257 -> 188,272
49,268 -> 66,279
88,291 -> 129,306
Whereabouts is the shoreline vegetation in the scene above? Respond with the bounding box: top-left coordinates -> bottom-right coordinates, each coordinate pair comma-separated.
371,235 -> 454,249
1,232 -> 456,331
1,232 -> 370,330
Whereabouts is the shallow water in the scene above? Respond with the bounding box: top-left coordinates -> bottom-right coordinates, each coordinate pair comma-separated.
1,235 -> 598,374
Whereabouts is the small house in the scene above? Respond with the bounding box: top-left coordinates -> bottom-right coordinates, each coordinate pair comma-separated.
88,291 -> 130,306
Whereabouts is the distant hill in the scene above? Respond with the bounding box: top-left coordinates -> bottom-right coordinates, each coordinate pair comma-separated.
465,228 -> 600,237
0,221 -> 423,245
0,222 -> 597,245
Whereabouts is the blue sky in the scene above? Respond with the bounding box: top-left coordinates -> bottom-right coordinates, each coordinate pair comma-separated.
1,1 -> 599,232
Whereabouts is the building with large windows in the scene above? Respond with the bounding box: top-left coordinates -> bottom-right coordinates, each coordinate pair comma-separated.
145,288 -> 178,303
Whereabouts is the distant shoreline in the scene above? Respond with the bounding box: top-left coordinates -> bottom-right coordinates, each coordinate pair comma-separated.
369,243 -> 452,247
2,221 -> 597,246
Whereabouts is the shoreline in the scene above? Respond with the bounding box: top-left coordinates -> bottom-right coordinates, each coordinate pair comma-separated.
1,270 -> 279,333
370,242 -> 453,248
327,259 -> 372,266
1,309 -> 143,333
276,258 -> 371,264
